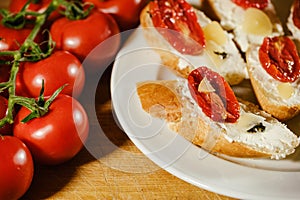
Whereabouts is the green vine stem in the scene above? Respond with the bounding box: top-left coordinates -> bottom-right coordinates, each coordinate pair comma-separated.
0,0 -> 93,128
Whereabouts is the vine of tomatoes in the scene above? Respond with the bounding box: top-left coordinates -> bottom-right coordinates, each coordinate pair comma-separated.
0,0 -> 145,199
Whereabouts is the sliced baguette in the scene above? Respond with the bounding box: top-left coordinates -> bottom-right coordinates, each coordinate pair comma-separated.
136,79 -> 299,159
140,3 -> 247,85
246,44 -> 300,121
207,0 -> 284,52
287,0 -> 300,41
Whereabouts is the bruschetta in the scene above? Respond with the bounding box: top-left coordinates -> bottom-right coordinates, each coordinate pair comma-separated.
140,0 -> 247,85
207,0 -> 284,52
136,66 -> 299,159
287,0 -> 300,41
246,36 -> 300,121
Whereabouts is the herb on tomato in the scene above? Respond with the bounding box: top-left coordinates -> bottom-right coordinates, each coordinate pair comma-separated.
259,36 -> 300,82
149,0 -> 205,55
231,0 -> 269,9
187,67 -> 240,123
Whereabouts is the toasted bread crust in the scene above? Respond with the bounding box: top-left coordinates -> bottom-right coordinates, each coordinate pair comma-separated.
136,81 -> 271,158
247,68 -> 300,121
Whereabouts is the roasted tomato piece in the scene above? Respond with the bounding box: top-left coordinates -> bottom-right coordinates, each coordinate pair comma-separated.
259,36 -> 300,82
231,0 -> 269,9
292,0 -> 300,29
149,0 -> 205,55
188,67 -> 240,123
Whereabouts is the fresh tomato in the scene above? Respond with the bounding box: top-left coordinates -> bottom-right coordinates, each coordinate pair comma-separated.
16,50 -> 85,98
9,0 -> 61,23
259,36 -> 300,82
188,67 -> 240,123
50,9 -> 120,69
84,0 -> 149,30
13,94 -> 89,165
149,0 -> 205,55
0,96 -> 12,135
292,0 -> 300,29
0,20 -> 42,53
0,135 -> 34,200
231,0 -> 269,9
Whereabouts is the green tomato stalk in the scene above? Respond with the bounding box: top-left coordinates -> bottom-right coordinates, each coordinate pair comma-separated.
0,0 -> 93,128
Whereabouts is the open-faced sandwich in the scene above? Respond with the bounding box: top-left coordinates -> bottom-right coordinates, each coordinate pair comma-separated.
140,0 -> 247,85
287,0 -> 300,41
246,35 -> 300,121
136,66 -> 299,159
207,0 -> 284,52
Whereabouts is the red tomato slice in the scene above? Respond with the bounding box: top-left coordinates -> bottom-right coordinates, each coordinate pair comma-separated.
259,36 -> 300,82
292,0 -> 300,29
188,67 -> 240,123
231,0 -> 269,9
149,0 -> 205,55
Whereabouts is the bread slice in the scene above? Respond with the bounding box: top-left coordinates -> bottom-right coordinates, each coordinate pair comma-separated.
246,44 -> 300,121
136,79 -> 299,159
287,0 -> 300,41
207,0 -> 284,52
140,3 -> 247,85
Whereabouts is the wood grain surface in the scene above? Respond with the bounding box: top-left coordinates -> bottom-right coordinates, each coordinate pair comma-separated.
0,1 -> 236,199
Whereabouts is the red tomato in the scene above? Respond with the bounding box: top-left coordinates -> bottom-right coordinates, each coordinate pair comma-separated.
9,0 -> 61,23
50,10 -> 120,69
16,50 -> 85,98
0,21 -> 40,52
0,96 -> 12,135
292,0 -> 300,29
13,94 -> 89,165
0,136 -> 34,200
259,36 -> 300,82
231,0 -> 269,9
188,67 -> 240,123
149,0 -> 205,55
84,0 -> 149,30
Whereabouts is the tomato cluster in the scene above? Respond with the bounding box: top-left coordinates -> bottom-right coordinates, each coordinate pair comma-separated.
0,0 -> 147,199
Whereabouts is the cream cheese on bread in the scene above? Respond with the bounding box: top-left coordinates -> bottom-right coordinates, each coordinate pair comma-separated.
208,0 -> 283,52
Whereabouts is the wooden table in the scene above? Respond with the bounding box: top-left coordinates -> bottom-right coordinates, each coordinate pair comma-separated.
0,1 -> 235,199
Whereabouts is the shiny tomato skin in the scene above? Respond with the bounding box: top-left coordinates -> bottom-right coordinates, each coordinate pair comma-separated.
84,0 -> 149,30
188,67 -> 240,123
0,96 -> 13,135
149,0 -> 206,55
16,50 -> 85,98
50,10 -> 120,65
0,22 -> 39,52
259,36 -> 300,82
13,94 -> 89,165
231,0 -> 269,9
0,136 -> 34,200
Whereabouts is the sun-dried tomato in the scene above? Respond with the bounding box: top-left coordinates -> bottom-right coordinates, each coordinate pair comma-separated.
188,67 -> 240,123
149,0 -> 205,55
292,0 -> 300,29
231,0 -> 269,9
259,36 -> 300,82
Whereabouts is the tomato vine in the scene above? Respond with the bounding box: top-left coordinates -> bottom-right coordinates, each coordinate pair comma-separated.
0,0 -> 92,129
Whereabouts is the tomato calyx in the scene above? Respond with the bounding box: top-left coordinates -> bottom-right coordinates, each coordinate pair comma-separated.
188,67 -> 240,123
231,0 -> 269,9
59,0 -> 94,20
149,0 -> 206,55
259,36 -> 300,82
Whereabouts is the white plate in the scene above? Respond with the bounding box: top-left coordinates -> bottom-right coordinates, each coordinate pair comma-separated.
110,2 -> 300,199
